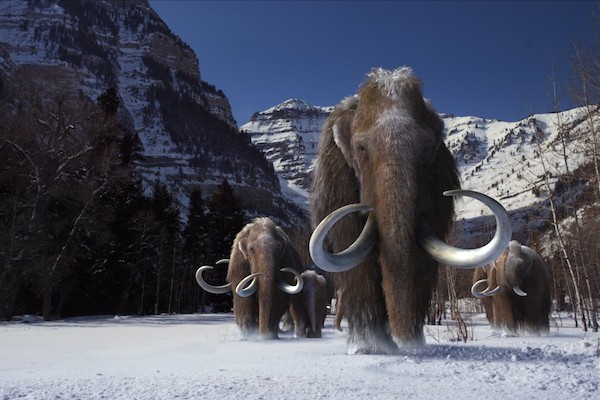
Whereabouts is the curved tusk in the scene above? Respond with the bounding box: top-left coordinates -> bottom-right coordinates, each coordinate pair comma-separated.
277,268 -> 304,294
418,189 -> 512,269
513,283 -> 527,297
482,285 -> 503,297
471,279 -> 504,298
471,279 -> 490,299
309,204 -> 377,272
195,266 -> 231,294
235,272 -> 263,298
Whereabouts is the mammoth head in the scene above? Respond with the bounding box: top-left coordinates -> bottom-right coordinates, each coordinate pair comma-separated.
196,218 -> 303,297
471,240 -> 531,298
332,68 -> 443,183
310,67 -> 512,273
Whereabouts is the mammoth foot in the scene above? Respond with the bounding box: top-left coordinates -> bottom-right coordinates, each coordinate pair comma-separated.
393,333 -> 426,349
346,328 -> 399,355
257,332 -> 279,340
239,328 -> 279,341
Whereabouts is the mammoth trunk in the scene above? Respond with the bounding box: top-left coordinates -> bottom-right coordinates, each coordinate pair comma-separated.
258,273 -> 276,339
374,164 -> 436,346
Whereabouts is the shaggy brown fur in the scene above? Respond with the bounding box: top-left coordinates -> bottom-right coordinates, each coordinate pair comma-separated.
227,218 -> 307,339
474,241 -> 551,335
310,67 -> 460,353
472,267 -> 494,322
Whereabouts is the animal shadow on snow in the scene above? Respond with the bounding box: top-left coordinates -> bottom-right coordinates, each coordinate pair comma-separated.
393,341 -> 583,364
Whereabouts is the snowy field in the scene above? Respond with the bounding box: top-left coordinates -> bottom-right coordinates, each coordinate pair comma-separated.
1,312 -> 598,400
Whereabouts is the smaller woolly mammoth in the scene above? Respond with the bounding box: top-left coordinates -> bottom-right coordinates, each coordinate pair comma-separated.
289,270 -> 328,338
196,218 -> 306,339
471,240 -> 551,335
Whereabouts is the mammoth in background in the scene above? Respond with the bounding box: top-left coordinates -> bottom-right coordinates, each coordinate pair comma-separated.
196,218 -> 306,339
471,240 -> 551,335
289,270 -> 328,338
309,67 -> 512,354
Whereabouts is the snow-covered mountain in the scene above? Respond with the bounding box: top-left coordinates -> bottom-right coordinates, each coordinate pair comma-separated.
243,98 -> 598,243
241,99 -> 333,206
0,0 -> 304,225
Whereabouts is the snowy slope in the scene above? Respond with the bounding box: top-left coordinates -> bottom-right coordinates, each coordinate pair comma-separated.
0,312 -> 598,399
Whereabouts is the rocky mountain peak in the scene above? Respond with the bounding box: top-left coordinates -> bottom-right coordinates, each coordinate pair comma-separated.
241,99 -> 333,206
250,98 -> 333,122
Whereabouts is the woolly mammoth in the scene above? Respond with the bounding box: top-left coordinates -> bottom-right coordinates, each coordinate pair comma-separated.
471,240 -> 551,335
289,270 -> 328,338
309,67 -> 512,354
196,218 -> 306,339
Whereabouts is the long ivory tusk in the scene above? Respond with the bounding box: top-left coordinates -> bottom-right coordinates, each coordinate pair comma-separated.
309,204 -> 377,272
235,272 -> 263,298
471,279 -> 490,299
195,265 -> 231,294
513,283 -> 528,296
277,268 -> 304,294
418,190 -> 512,269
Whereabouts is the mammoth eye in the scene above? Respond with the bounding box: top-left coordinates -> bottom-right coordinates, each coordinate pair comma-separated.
356,144 -> 367,156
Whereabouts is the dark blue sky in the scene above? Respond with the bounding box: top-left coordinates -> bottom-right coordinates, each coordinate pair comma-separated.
149,1 -> 595,125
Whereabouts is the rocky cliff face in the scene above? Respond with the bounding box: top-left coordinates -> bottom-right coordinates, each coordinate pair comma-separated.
241,99 -> 332,207
0,0 -> 304,224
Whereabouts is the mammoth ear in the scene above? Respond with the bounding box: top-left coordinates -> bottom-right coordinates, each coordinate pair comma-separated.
236,224 -> 252,260
275,226 -> 290,256
238,239 -> 248,260
311,96 -> 361,231
330,96 -> 357,168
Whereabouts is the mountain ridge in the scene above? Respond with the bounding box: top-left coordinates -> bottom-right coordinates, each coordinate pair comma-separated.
0,0 -> 304,225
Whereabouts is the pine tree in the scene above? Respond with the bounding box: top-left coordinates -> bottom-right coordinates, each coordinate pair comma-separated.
203,179 -> 245,311
181,187 -> 208,312
97,87 -> 120,116
149,182 -> 181,315
183,187 -> 208,257
206,179 -> 245,261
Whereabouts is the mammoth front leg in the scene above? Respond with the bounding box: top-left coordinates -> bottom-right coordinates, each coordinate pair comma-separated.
233,295 -> 259,339
288,295 -> 308,338
492,291 -> 520,336
521,279 -> 551,335
335,254 -> 398,354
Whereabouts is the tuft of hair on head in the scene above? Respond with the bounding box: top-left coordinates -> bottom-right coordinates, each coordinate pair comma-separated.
338,95 -> 358,110
365,66 -> 423,99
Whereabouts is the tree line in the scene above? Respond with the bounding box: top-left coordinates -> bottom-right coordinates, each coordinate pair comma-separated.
0,71 -> 245,321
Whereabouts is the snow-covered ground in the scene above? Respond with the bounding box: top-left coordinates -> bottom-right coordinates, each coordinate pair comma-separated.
1,311 -> 598,400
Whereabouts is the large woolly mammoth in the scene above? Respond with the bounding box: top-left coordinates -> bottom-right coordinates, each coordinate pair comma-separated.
309,67 -> 512,354
471,240 -> 551,335
289,270 -> 328,338
196,218 -> 306,339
